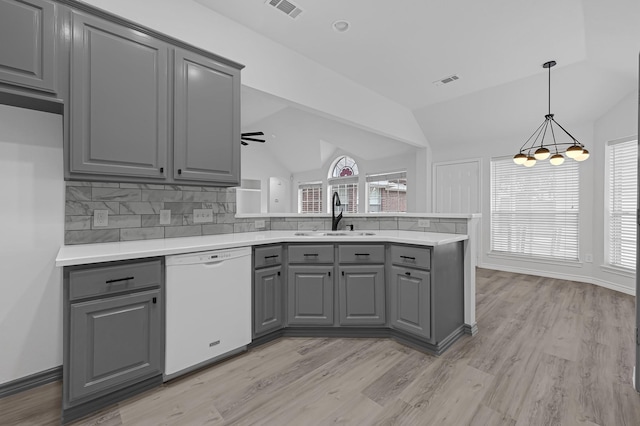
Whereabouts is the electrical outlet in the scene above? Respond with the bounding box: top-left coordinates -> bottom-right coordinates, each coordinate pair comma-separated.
255,219 -> 266,229
193,209 -> 213,223
585,253 -> 593,263
93,210 -> 108,227
418,219 -> 431,228
159,210 -> 171,225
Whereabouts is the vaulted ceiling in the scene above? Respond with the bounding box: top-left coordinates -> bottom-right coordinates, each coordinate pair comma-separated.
200,0 -> 639,161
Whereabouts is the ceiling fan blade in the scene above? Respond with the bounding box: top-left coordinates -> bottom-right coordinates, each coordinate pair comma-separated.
241,131 -> 264,137
241,141 -> 248,146
241,137 -> 266,143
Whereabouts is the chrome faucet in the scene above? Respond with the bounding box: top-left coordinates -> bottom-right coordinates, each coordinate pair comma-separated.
331,191 -> 343,231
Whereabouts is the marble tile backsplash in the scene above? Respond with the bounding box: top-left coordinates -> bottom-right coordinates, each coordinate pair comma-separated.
64,181 -> 469,245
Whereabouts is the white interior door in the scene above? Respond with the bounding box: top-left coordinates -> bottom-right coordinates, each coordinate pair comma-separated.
433,159 -> 481,213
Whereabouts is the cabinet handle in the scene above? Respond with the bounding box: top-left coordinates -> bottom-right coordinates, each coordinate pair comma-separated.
152,297 -> 157,304
303,253 -> 318,257
277,271 -> 281,276
405,272 -> 411,276
354,253 -> 370,256
178,169 -> 182,175
264,255 -> 279,259
400,256 -> 416,261
105,276 -> 134,284
328,271 -> 331,277
160,167 -> 164,173
341,271 -> 344,276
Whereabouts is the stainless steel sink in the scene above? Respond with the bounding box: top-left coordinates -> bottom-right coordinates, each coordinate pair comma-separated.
294,231 -> 376,237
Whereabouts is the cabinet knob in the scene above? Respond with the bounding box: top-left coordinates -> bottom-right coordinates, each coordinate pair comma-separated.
405,272 -> 411,276
160,167 -> 164,173
152,297 -> 157,304
178,169 -> 182,175
277,271 -> 281,276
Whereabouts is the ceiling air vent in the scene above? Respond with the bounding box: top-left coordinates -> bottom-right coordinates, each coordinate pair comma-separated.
266,0 -> 303,19
433,74 -> 461,86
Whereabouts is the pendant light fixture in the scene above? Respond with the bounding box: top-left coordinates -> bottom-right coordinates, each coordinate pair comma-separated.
513,61 -> 589,166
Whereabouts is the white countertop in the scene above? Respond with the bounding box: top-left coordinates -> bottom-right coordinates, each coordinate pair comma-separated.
55,230 -> 468,267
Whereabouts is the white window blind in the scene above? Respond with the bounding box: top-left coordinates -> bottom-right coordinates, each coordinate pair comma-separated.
490,157 -> 580,261
606,138 -> 637,270
298,182 -> 323,214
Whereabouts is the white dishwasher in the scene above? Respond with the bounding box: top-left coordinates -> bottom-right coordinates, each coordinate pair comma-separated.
164,246 -> 251,379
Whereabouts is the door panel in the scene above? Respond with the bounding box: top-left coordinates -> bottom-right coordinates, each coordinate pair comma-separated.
287,265 -> 333,325
339,265 -> 385,325
390,266 -> 431,339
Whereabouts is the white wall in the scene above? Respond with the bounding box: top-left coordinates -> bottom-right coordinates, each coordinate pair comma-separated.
432,90 -> 638,294
0,105 -> 64,385
240,141 -> 292,213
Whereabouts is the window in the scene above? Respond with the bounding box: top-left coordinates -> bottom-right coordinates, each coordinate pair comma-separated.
490,157 -> 580,261
298,182 -> 323,214
367,171 -> 407,213
606,137 -> 637,270
328,156 -> 359,213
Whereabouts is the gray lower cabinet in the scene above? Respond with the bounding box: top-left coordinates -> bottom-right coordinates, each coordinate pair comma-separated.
173,49 -> 240,184
287,265 -> 334,325
68,289 -> 162,401
389,265 -> 431,339
63,258 -> 163,423
69,11 -> 169,179
254,265 -> 283,336
0,0 -> 56,93
338,264 -> 385,325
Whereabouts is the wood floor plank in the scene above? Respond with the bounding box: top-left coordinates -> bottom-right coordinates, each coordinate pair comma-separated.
2,268 -> 637,426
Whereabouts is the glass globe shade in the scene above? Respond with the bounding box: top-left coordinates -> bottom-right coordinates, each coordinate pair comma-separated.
513,153 -> 527,165
524,156 -> 536,167
575,149 -> 590,162
534,147 -> 550,160
549,153 -> 565,165
565,145 -> 582,159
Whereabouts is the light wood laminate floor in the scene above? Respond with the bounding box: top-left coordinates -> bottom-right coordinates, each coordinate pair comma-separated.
1,268 -> 639,425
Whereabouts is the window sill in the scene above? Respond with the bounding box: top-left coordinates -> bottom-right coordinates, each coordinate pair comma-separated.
600,264 -> 635,278
487,251 -> 582,268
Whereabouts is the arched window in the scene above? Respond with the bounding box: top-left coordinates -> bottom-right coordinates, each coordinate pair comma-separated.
328,156 -> 359,213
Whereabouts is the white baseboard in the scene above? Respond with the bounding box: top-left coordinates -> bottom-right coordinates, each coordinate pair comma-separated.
478,261 -> 635,296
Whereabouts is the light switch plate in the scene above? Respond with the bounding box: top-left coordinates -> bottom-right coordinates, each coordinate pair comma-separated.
93,210 -> 108,227
418,219 -> 430,228
255,219 -> 266,229
193,209 -> 213,223
159,210 -> 171,225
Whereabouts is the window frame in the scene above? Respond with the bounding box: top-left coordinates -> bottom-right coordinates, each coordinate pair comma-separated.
298,182 -> 324,214
366,171 -> 407,213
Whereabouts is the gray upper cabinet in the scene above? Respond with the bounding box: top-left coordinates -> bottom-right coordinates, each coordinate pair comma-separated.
287,265 -> 334,326
338,264 -> 385,326
173,49 -> 240,185
69,11 -> 169,179
0,0 -> 56,93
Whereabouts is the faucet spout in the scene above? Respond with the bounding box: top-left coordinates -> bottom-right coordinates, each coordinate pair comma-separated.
331,191 -> 343,231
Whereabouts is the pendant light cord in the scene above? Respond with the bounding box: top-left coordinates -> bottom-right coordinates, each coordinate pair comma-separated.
548,63 -> 551,116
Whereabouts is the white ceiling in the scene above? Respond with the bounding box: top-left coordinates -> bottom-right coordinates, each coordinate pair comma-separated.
200,0 -> 640,159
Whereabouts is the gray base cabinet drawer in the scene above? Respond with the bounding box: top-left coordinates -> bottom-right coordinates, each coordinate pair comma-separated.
254,245 -> 282,268
338,244 -> 385,263
68,288 -> 161,402
390,245 -> 431,270
69,259 -> 162,300
338,264 -> 385,325
288,244 -> 334,264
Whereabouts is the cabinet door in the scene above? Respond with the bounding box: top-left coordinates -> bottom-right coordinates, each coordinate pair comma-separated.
338,264 -> 385,325
287,265 -> 334,325
390,266 -> 431,339
254,266 -> 283,336
0,0 -> 55,93
173,49 -> 240,185
68,289 -> 161,402
70,11 -> 168,178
